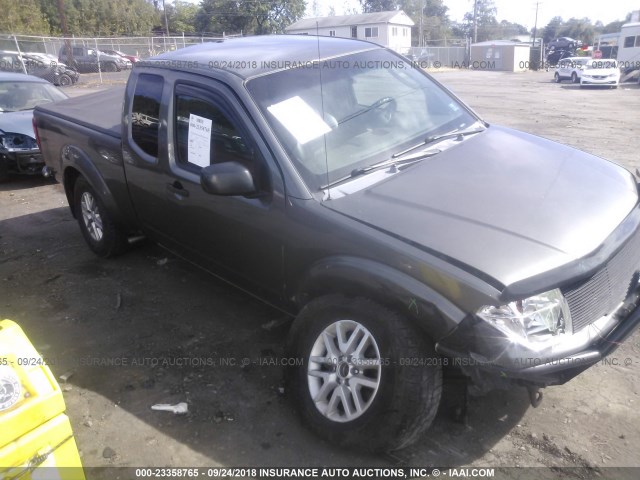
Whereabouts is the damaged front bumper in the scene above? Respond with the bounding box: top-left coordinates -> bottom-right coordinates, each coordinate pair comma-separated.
436,288 -> 640,390
1,149 -> 44,175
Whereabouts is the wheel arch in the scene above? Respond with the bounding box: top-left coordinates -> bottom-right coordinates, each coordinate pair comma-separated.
294,256 -> 466,342
61,146 -> 125,226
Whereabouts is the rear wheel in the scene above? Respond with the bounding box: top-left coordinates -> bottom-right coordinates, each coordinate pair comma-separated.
103,62 -> 118,72
286,295 -> 442,452
74,177 -> 127,257
554,72 -> 561,83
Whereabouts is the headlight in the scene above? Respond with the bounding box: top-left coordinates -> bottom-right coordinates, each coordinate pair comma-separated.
477,288 -> 572,351
0,132 -> 38,152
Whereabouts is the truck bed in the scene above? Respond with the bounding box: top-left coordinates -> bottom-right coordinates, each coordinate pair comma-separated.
35,86 -> 125,139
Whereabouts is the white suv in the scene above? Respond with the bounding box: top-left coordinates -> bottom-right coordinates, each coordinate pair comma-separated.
554,57 -> 589,83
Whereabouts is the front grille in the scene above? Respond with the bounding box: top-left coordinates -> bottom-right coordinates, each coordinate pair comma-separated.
562,227 -> 640,333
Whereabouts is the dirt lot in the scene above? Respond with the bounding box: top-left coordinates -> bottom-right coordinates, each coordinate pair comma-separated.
1,69 -> 640,478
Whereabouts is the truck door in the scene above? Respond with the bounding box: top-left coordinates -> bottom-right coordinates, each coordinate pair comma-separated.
124,72 -> 287,302
122,73 -> 173,240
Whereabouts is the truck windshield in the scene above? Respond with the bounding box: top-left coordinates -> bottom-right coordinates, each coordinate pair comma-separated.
246,48 -> 478,191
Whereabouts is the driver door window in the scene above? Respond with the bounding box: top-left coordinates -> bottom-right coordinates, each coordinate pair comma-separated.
175,94 -> 256,175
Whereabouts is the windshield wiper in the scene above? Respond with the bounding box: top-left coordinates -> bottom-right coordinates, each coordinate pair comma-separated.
392,126 -> 485,159
320,150 -> 440,190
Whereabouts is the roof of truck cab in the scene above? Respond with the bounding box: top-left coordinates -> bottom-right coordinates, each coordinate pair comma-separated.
145,35 -> 384,80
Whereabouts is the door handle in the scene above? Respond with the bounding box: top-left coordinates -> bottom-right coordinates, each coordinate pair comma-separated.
166,181 -> 190,198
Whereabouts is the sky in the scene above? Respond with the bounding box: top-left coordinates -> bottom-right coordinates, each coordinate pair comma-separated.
305,0 -> 639,29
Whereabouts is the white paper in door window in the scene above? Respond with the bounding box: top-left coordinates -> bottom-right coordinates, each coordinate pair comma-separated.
188,114 -> 213,168
267,96 -> 331,145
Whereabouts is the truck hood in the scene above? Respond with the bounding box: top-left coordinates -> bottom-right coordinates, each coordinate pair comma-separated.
323,126 -> 638,287
0,110 -> 36,138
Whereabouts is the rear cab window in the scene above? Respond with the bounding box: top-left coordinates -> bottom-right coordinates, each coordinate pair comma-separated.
131,73 -> 164,158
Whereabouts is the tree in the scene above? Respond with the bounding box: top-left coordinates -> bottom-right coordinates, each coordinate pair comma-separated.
36,0 -> 157,35
342,1 -> 361,15
360,0 -> 398,13
542,16 -> 563,44
462,0 -> 497,42
601,20 -> 625,34
497,20 -> 528,40
401,0 -> 451,46
164,1 -> 198,34
558,17 -> 596,45
0,0 -> 50,34
195,0 -> 305,36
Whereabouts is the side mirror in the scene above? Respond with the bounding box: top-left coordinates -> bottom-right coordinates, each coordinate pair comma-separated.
200,161 -> 256,196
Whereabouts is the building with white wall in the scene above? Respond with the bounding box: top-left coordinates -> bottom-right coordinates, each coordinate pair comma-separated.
285,11 -> 414,54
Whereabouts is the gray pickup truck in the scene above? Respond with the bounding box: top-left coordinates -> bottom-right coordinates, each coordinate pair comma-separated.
34,36 -> 640,452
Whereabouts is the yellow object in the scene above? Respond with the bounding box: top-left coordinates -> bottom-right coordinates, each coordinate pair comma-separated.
0,319 -> 85,480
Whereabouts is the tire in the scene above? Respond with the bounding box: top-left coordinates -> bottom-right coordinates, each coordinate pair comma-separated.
286,294 -> 442,452
73,177 -> 127,257
58,74 -> 72,86
103,62 -> 118,72
554,72 -> 561,83
571,72 -> 578,83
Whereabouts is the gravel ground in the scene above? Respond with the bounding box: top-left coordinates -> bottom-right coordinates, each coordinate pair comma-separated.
1,68 -> 639,479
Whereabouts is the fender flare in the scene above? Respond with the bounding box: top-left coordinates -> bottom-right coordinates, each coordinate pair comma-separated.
294,255 -> 467,341
61,145 -> 125,226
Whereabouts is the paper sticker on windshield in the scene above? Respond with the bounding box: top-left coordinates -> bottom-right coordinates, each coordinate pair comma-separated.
188,114 -> 212,168
267,96 -> 331,145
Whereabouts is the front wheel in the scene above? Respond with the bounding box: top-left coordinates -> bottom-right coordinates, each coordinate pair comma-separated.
554,72 -> 561,83
74,177 -> 127,257
571,72 -> 578,83
58,74 -> 72,86
286,295 -> 442,452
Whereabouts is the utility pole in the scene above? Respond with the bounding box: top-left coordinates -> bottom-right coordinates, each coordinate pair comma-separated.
532,2 -> 539,45
57,0 -> 73,67
473,0 -> 479,44
162,0 -> 170,36
532,2 -> 541,68
419,0 -> 424,47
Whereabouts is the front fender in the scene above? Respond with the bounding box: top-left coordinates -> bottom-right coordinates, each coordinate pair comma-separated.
295,256 -> 466,341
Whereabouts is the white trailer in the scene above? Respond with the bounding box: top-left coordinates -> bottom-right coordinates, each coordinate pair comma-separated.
616,22 -> 640,82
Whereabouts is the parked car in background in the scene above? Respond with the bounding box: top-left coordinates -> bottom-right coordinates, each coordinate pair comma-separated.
580,59 -> 621,88
548,37 -> 582,50
101,49 -> 140,64
0,72 -> 68,181
0,51 -> 79,86
58,45 -> 127,72
23,53 -> 80,86
554,56 -> 589,83
407,48 -> 434,66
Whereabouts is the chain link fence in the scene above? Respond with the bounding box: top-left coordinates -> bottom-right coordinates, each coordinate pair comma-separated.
0,33 -> 243,84
407,46 -> 468,68
0,33 -> 242,60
